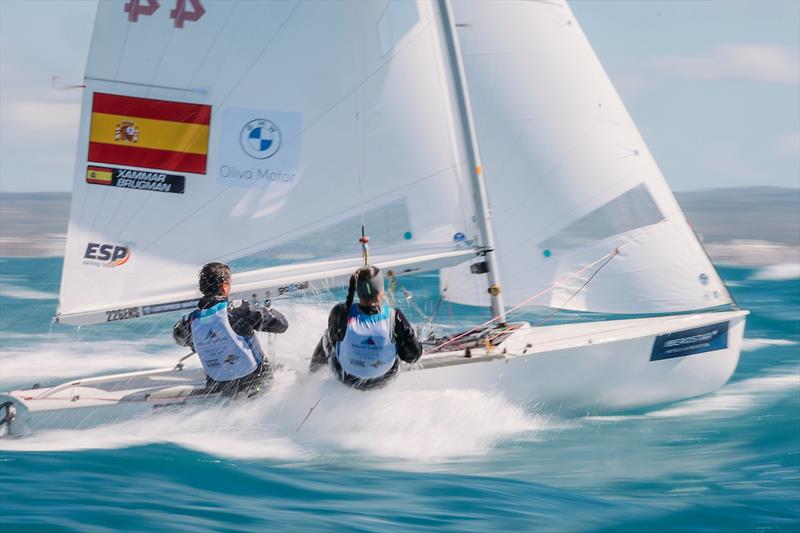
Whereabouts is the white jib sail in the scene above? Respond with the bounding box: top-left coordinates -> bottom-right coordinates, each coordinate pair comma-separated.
441,0 -> 732,314
58,0 -> 481,324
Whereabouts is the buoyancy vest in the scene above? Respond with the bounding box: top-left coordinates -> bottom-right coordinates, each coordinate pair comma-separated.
190,301 -> 264,382
335,304 -> 397,380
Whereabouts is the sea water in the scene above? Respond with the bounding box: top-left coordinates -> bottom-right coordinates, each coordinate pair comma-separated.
0,257 -> 798,532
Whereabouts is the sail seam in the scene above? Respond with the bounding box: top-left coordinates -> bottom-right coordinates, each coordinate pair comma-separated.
181,0 -> 241,101
213,0 -> 302,119
214,161 -> 468,262
109,1 -> 302,240
135,12 -> 438,252
501,218 -> 672,282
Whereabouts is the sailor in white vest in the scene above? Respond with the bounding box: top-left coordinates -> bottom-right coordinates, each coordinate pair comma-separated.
173,262 -> 288,396
310,266 -> 422,389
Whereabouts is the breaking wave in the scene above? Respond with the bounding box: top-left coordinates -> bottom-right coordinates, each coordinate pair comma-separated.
0,300 -> 547,462
0,367 -> 547,463
750,263 -> 800,281
0,336 -> 188,386
741,337 -> 797,352
644,371 -> 800,418
0,282 -> 57,301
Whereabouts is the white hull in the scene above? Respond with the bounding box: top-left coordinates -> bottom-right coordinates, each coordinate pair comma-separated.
0,366 -> 211,436
407,310 -> 747,411
0,310 -> 747,436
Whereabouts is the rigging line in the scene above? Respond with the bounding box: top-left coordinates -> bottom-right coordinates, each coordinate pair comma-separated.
440,215 -> 685,350
429,284 -> 448,326
296,396 -> 324,432
497,249 -> 618,339
355,3 -> 366,231
357,111 -> 365,229
501,217 -> 675,282
387,273 -> 431,321
431,248 -> 619,353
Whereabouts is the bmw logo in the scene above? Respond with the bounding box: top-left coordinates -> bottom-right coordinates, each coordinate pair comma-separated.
240,119 -> 281,159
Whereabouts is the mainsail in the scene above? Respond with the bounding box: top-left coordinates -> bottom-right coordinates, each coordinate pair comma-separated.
441,0 -> 733,314
58,0 -> 482,324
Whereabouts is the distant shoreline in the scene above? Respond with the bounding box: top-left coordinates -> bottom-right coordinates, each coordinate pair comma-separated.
1,188 -> 798,267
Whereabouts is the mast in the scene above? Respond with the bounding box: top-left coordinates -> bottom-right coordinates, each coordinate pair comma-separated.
437,0 -> 506,324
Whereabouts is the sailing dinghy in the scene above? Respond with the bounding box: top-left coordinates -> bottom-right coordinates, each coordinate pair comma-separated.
0,0 -> 746,437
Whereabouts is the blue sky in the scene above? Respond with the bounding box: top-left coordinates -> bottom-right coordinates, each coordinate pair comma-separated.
0,0 -> 798,193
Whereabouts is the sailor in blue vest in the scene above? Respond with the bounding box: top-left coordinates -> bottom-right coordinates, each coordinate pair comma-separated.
173,262 -> 288,396
309,266 -> 422,389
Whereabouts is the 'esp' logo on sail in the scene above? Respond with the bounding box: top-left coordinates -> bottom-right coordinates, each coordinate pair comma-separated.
83,243 -> 132,267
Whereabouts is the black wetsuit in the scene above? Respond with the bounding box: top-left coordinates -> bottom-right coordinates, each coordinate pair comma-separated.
173,295 -> 288,395
310,303 -> 422,389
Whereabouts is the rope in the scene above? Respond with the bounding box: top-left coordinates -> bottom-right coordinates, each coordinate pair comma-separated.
296,396 -> 324,432
386,271 -> 430,321
360,226 -> 369,267
536,248 -> 619,326
432,247 -> 620,353
484,248 -> 619,345
429,285 -> 448,326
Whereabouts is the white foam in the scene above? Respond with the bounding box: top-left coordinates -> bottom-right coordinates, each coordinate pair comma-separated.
0,300 -> 548,462
1,368 -> 546,462
0,283 -> 57,300
741,338 -> 798,351
646,371 -> 800,418
0,337 -> 190,386
750,263 -> 800,281
0,301 -> 328,388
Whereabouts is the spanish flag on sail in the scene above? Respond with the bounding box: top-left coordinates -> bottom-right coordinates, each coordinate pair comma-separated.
87,93 -> 210,174
86,166 -> 113,184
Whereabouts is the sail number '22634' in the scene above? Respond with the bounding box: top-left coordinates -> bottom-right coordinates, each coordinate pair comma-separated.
124,0 -> 205,28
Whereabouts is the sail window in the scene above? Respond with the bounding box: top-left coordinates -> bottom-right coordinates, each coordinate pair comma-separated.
378,0 -> 420,56
231,199 -> 412,270
539,184 -> 663,253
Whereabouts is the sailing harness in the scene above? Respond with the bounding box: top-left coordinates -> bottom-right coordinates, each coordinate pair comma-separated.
430,247 -> 622,353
